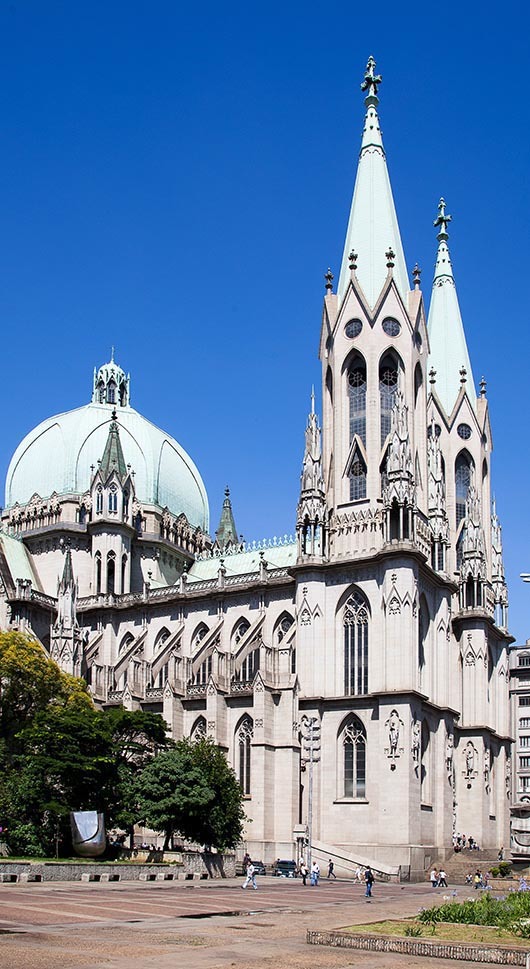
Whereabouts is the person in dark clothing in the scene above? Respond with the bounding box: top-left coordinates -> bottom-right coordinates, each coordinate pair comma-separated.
364,866 -> 374,900
327,859 -> 337,879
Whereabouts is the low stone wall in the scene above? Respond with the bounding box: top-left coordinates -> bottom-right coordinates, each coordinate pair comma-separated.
307,930 -> 529,965
0,850 -> 235,882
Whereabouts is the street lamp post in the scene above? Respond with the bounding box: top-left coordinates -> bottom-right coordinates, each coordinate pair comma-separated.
300,714 -> 320,873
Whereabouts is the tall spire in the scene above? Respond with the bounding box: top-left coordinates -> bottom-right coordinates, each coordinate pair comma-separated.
99,414 -> 127,480
337,56 -> 409,307
215,487 -> 239,550
427,199 -> 476,415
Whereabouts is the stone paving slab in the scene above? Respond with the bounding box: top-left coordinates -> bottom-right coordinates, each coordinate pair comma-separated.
0,877 -> 493,969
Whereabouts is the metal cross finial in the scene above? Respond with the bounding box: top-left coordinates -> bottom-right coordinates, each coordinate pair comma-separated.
386,247 -> 395,269
412,263 -> 422,289
324,268 -> 334,293
480,376 -> 487,398
361,55 -> 382,103
110,345 -> 115,362
429,367 -> 437,386
434,198 -> 452,241
459,366 -> 467,385
349,249 -> 358,271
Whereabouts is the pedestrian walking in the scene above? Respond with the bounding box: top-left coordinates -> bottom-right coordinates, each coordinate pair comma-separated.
364,865 -> 374,900
327,859 -> 337,879
310,861 -> 320,886
430,868 -> 438,888
438,868 -> 447,888
242,861 -> 258,890
299,860 -> 308,885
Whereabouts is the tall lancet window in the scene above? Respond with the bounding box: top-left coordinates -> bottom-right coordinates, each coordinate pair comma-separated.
236,716 -> 253,795
379,353 -> 399,445
348,358 -> 367,445
455,452 -> 473,529
343,590 -> 369,696
340,715 -> 366,798
348,450 -> 367,500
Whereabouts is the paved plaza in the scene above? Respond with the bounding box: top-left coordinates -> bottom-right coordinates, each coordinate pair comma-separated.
0,876 -> 493,969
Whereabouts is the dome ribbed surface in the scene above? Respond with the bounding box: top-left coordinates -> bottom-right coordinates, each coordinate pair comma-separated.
5,402 -> 209,531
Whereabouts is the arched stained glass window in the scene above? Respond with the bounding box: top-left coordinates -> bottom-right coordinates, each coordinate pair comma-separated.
348,451 -> 367,501
455,452 -> 473,529
380,354 -> 399,445
348,359 -> 366,445
343,590 -> 369,696
191,716 -> 207,742
236,716 -> 253,795
340,716 -> 366,798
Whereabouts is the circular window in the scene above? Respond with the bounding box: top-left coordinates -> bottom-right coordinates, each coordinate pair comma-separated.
457,423 -> 472,440
382,317 -> 401,337
348,367 -> 366,388
345,318 -> 363,339
427,423 -> 442,439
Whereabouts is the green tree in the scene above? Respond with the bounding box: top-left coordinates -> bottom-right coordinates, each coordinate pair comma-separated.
0,631 -> 91,758
134,738 -> 245,849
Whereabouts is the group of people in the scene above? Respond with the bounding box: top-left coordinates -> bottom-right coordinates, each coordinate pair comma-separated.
453,834 -> 480,852
466,870 -> 491,889
241,854 -> 375,898
429,867 -> 448,888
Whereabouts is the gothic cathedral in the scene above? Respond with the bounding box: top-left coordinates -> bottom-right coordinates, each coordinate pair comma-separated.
0,58 -> 512,877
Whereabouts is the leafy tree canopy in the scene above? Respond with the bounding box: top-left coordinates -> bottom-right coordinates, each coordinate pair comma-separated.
0,631 -> 91,755
134,738 -> 245,849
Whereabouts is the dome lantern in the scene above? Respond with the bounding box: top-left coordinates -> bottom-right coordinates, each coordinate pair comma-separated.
92,349 -> 130,407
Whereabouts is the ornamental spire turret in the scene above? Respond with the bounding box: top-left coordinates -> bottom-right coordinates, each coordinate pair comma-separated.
215,487 -> 240,551
99,415 -> 128,481
427,199 -> 476,415
337,56 -> 409,307
296,390 -> 326,561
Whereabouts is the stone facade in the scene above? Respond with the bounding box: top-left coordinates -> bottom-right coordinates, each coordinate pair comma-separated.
0,59 -> 513,874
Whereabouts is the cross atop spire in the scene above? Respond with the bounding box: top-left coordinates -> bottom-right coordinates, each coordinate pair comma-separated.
434,198 -> 452,241
361,55 -> 382,105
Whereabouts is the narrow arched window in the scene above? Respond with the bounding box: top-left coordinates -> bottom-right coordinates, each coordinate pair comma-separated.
343,590 -> 369,696
340,715 -> 366,798
379,353 -> 399,445
276,613 -> 294,643
121,554 -> 127,593
191,716 -> 207,742
108,485 -> 118,514
455,452 -> 473,529
414,362 -> 423,406
348,450 -> 367,501
96,486 -> 103,514
421,720 -> 431,802
95,552 -> 102,595
107,380 -> 116,404
107,552 -> 116,595
418,598 -> 429,689
236,716 -> 253,795
348,359 -> 366,445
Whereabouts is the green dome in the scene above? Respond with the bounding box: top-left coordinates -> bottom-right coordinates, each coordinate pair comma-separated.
5,360 -> 209,531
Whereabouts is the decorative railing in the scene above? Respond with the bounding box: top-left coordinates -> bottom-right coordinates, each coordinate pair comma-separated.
107,689 -> 124,702
196,535 -> 295,560
229,679 -> 253,695
145,687 -> 165,699
185,683 -> 207,698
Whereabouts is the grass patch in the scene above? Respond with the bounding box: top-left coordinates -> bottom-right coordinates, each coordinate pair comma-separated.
344,919 -> 530,948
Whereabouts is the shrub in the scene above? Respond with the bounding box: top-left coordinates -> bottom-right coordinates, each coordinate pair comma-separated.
404,924 -> 423,937
490,867 -> 500,877
498,862 -> 512,877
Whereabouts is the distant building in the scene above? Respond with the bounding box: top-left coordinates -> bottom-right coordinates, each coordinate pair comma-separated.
0,58 -> 513,876
509,642 -> 530,857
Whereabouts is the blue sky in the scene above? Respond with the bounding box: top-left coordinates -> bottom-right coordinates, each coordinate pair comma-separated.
0,2 -> 529,641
